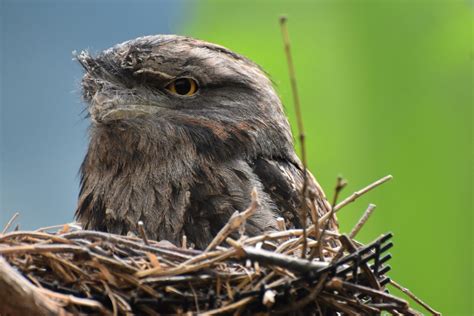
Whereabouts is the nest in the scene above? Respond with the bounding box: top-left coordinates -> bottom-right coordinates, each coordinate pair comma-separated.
0,176 -> 439,315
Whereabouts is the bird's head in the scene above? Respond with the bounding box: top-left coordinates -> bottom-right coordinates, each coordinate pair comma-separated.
77,35 -> 294,160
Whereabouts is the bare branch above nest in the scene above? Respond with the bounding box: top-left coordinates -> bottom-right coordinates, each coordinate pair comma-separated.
279,15 -> 310,259
318,174 -> 393,226
334,175 -> 393,212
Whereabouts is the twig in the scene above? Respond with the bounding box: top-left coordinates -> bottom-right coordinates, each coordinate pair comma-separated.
0,244 -> 88,255
307,198 -> 324,260
38,287 -> 108,312
276,217 -> 286,231
243,245 -> 328,274
136,248 -> 238,278
61,230 -> 195,259
35,222 -> 81,232
273,271 -> 329,314
311,178 -> 347,260
390,279 -> 441,316
327,278 -> 409,309
331,176 -> 347,208
334,175 -> 392,212
137,221 -> 149,245
204,188 -> 259,252
279,15 -> 308,259
181,235 -> 187,249
0,231 -> 73,244
202,296 -> 254,316
319,175 -> 393,224
319,294 -> 362,315
349,204 -> 376,239
332,176 -> 348,208
1,212 -> 20,235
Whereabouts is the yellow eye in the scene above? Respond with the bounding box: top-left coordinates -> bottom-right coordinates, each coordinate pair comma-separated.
166,78 -> 198,96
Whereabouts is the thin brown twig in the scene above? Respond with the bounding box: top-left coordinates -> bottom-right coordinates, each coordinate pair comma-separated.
38,287 -> 109,312
390,279 -> 441,316
334,175 -> 392,212
327,278 -> 409,310
319,175 -> 393,224
1,212 -> 20,235
279,15 -> 308,259
137,221 -> 149,245
349,203 -> 376,239
310,176 -> 347,260
201,296 -> 254,316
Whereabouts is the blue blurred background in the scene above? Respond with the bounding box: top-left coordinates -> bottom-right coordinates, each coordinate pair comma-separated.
0,0 -> 472,314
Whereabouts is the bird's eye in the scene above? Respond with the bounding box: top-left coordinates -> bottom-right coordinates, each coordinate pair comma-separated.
166,78 -> 198,96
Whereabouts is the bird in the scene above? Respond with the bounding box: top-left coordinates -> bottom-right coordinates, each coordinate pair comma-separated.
75,35 -> 337,249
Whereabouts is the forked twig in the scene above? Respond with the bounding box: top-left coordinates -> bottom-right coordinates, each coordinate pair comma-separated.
204,188 -> 260,252
319,175 -> 393,224
334,175 -> 392,212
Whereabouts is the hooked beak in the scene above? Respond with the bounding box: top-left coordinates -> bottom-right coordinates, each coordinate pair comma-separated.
75,49 -> 167,124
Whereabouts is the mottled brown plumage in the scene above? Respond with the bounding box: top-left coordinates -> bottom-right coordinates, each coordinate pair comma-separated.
75,35 -> 336,249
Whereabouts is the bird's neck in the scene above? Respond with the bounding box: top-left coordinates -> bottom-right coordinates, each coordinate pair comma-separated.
77,122 -> 197,242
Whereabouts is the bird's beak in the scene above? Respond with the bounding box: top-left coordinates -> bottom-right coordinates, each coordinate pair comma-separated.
76,49 -> 165,124
99,105 -> 160,122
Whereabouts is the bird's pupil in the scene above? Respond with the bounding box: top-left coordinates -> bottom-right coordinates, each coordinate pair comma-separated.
174,79 -> 191,95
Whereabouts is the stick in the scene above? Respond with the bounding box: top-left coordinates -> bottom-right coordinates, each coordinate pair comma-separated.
280,15 -> 308,259
327,278 -> 409,309
243,245 -> 328,274
38,287 -> 107,312
204,188 -> 259,252
201,297 -> 254,316
319,175 -> 393,224
1,212 -> 19,235
349,204 -> 376,239
181,235 -> 187,249
334,175 -> 392,212
137,221 -> 149,245
310,177 -> 347,260
390,280 -> 441,316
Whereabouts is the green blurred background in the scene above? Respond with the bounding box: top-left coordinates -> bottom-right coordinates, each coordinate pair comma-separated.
1,0 -> 471,314
184,1 -> 472,314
